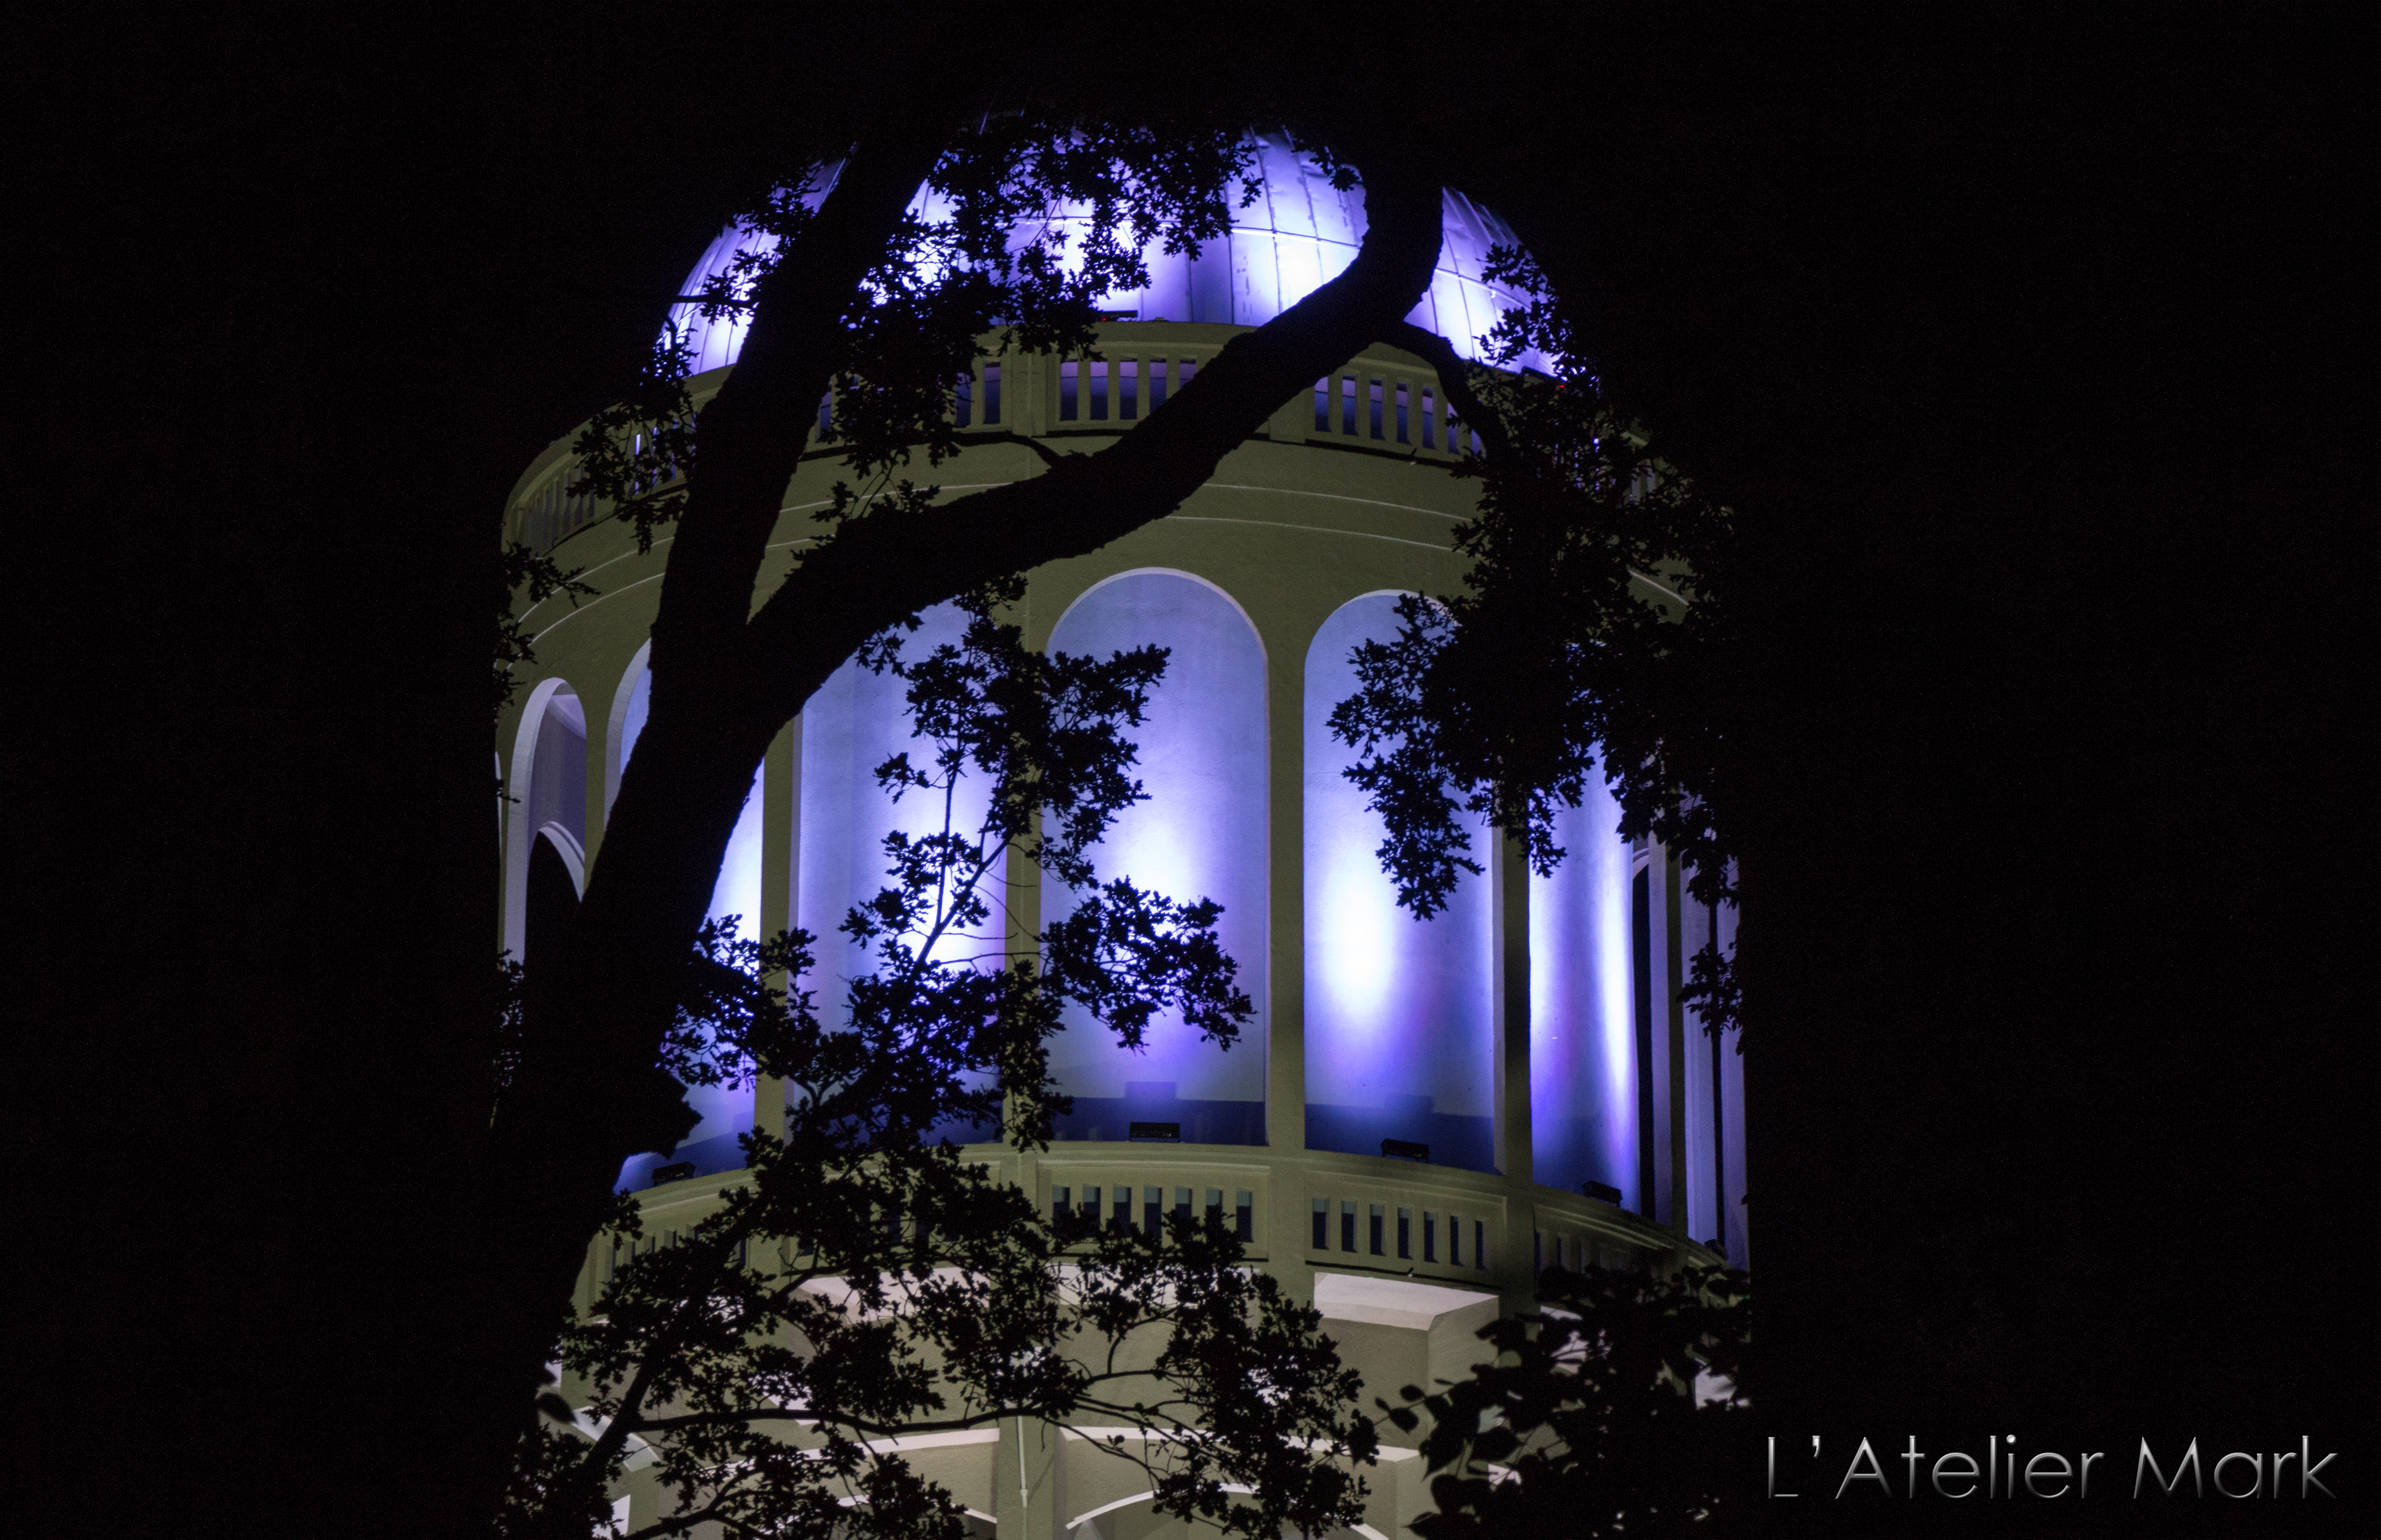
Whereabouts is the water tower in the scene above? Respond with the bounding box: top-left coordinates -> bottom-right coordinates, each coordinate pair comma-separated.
501,133 -> 1743,1538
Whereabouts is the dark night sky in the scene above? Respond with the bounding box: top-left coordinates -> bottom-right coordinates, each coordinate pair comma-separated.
18,7 -> 2369,1535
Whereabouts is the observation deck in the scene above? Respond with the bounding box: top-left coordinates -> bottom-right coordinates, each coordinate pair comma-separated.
505,320 -> 1743,1540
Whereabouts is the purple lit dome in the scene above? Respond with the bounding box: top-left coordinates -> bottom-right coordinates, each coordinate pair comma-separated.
665,131 -> 1554,377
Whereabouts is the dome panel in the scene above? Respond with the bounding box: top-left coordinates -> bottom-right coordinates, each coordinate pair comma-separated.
1044,571 -> 1270,1146
664,134 -> 1553,376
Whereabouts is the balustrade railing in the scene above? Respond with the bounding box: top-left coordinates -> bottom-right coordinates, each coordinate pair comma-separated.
578,1146 -> 1678,1320
514,331 -> 1478,554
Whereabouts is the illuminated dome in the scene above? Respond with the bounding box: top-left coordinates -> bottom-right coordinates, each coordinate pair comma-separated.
503,131 -> 1741,1534
664,131 -> 1555,377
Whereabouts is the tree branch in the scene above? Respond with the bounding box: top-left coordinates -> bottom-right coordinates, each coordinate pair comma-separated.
486,154 -> 1452,1535
578,1234 -> 738,1477
648,116 -> 956,684
1387,321 -> 1510,462
634,1407 -> 1018,1437
621,1500 -> 729,1540
736,158 -> 1450,727
954,429 -> 1070,470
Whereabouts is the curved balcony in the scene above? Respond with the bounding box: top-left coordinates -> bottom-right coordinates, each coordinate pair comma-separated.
505,323 -> 1484,558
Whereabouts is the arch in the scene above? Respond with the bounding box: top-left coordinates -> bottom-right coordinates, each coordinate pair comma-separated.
1044,569 -> 1269,1146
537,822 -> 587,895
1053,565 -> 1268,665
1302,592 -> 1497,1172
503,677 -> 585,962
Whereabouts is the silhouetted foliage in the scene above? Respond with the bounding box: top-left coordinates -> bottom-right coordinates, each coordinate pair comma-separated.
1332,257 -> 1743,1037
497,541 -> 594,715
1384,1262 -> 1752,1539
488,95 -> 1729,1540
501,592 -> 1374,1540
564,121 -> 1264,555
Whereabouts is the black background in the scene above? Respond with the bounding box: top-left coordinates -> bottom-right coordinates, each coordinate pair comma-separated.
17,6 -> 2367,1535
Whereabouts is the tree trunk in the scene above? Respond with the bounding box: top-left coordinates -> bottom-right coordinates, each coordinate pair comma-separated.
449,142 -> 1449,1529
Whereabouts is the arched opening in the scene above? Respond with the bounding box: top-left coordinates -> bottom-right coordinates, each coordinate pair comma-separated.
1302,593 -> 1496,1172
796,602 -> 997,1148
1043,570 -> 1269,1146
503,678 -> 585,963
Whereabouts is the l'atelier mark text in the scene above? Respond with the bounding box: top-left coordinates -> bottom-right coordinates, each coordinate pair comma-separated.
1767,1435 -> 2338,1500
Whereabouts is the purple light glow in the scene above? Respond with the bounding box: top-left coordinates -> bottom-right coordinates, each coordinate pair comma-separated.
797,605 -> 1000,1147
662,168 -> 842,375
1043,571 -> 1269,1145
1529,776 -> 1638,1202
1304,594 -> 1497,1172
667,133 -> 1554,377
